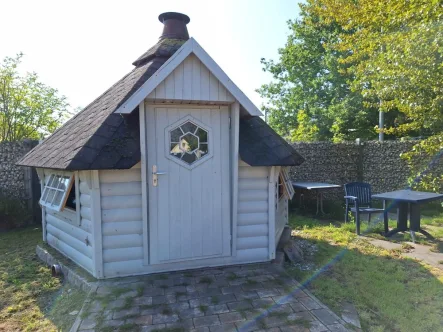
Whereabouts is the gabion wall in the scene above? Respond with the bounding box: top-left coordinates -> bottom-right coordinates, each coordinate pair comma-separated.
0,139 -> 38,199
291,140 -> 434,201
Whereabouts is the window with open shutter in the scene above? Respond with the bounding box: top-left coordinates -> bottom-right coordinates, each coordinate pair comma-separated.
280,168 -> 295,200
39,173 -> 75,212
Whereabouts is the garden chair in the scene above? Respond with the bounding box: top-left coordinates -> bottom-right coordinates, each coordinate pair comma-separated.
344,182 -> 388,235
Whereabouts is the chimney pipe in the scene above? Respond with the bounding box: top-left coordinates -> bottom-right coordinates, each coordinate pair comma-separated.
158,12 -> 190,40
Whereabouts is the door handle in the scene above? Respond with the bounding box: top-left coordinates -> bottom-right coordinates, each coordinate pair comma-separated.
152,165 -> 167,187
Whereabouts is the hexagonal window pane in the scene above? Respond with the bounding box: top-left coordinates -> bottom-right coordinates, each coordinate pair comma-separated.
170,128 -> 182,142
181,121 -> 197,134
196,128 -> 208,143
169,120 -> 210,165
179,133 -> 199,153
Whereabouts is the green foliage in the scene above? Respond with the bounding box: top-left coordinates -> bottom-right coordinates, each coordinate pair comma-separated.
290,109 -> 319,142
0,53 -> 72,141
0,192 -> 31,229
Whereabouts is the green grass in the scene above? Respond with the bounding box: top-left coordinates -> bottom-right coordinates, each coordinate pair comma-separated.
0,227 -> 87,331
287,214 -> 443,332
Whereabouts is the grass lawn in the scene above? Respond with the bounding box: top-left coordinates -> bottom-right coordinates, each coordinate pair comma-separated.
0,227 -> 87,331
287,213 -> 443,332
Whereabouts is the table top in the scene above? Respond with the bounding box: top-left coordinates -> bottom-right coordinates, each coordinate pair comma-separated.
292,182 -> 341,190
372,189 -> 443,203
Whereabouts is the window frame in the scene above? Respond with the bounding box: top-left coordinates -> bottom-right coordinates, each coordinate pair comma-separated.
279,168 -> 295,200
39,172 -> 75,212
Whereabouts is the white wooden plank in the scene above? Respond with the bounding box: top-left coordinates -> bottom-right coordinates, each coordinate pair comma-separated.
238,190 -> 268,201
237,213 -> 268,226
174,62 -> 184,100
183,56 -> 193,100
47,208 -> 77,224
237,224 -> 268,238
80,206 -> 91,221
140,101 -> 148,265
237,236 -> 268,250
99,169 -> 141,183
164,70 -> 175,99
80,194 -> 91,207
209,72 -> 218,101
101,208 -> 142,223
79,181 -> 91,195
75,171 -> 81,226
200,62 -> 210,101
91,170 -> 104,278
268,166 -> 276,260
235,248 -> 268,261
103,234 -> 143,249
230,102 -> 239,256
47,233 -> 93,272
46,224 -> 93,258
238,178 -> 268,190
101,195 -> 142,210
221,107 -> 231,256
100,182 -> 142,196
103,247 -> 143,263
191,55 -> 201,100
38,168 -> 47,242
102,221 -> 142,236
238,201 -> 268,214
239,167 -> 269,179
46,214 -> 91,243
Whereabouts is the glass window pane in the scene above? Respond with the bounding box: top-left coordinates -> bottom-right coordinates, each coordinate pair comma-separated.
170,128 -> 182,142
170,143 -> 181,155
197,143 -> 208,158
47,189 -> 56,204
181,152 -> 197,164
58,176 -> 70,191
52,191 -> 64,207
181,121 -> 197,134
47,174 -> 55,186
196,128 -> 208,143
41,187 -> 50,203
180,133 -> 199,153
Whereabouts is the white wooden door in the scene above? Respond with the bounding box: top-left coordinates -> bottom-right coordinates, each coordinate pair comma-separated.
146,105 -> 231,264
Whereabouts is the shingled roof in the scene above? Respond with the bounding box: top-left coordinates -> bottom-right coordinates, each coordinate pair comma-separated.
18,13 -> 303,170
17,39 -> 185,170
239,116 -> 304,166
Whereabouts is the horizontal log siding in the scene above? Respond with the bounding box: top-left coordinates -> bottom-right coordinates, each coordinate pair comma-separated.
44,170 -> 93,273
236,165 -> 270,259
99,168 -> 143,274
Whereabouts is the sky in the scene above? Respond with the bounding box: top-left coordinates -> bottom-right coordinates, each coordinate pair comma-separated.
0,0 -> 301,111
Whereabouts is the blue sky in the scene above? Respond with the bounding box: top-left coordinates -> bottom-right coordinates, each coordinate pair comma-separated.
0,0 -> 301,111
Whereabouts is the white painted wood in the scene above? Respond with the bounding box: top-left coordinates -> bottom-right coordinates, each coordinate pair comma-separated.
235,248 -> 268,261
90,170 -> 104,278
102,221 -> 142,236
238,178 -> 268,190
99,169 -> 141,183
103,247 -> 143,263
268,166 -> 276,260
237,213 -> 268,226
80,206 -> 91,221
230,102 -> 239,256
146,106 -> 231,264
46,214 -> 90,242
238,167 -> 269,178
46,208 -> 77,224
237,224 -> 268,238
80,194 -> 91,207
238,201 -> 268,214
75,171 -> 81,225
79,181 -> 91,195
101,195 -> 142,210
101,208 -> 142,223
115,38 -> 262,116
140,101 -> 149,266
103,234 -> 143,249
46,233 -> 93,273
239,160 -> 251,167
100,182 -> 142,196
46,224 -> 93,258
131,162 -> 141,169
237,236 -> 268,250
37,168 -> 47,242
47,209 -> 93,234
238,190 -> 268,201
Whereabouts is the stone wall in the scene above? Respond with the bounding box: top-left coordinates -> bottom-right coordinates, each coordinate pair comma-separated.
291,140 -> 433,201
0,139 -> 38,199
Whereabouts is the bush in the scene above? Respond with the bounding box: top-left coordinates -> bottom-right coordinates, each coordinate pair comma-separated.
0,193 -> 32,230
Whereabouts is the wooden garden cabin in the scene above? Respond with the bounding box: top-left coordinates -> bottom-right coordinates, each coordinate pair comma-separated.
18,13 -> 304,279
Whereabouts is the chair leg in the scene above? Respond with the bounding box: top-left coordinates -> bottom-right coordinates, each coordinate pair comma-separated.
355,211 -> 361,235
368,213 -> 371,224
383,209 -> 389,234
345,203 -> 349,223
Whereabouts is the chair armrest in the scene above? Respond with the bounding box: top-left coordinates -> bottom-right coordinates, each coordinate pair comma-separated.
344,196 -> 358,201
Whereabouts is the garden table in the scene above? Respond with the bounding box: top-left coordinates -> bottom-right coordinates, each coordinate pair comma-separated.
292,182 -> 341,215
372,189 -> 443,240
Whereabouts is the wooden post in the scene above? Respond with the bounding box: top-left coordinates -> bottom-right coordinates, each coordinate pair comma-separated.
268,166 -> 276,260
230,102 -> 240,256
90,170 -> 104,278
139,101 -> 150,265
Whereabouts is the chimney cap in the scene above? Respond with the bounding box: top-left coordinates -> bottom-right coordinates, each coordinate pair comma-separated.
158,12 -> 190,24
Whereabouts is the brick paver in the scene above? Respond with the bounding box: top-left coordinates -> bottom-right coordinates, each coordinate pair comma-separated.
75,264 -> 349,331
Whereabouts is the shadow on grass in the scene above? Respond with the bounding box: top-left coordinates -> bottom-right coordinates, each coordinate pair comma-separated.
287,216 -> 443,332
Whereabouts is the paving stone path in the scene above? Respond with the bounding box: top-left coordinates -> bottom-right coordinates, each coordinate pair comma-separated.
75,264 -> 349,332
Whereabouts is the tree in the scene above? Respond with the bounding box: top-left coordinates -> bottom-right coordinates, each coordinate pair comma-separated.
308,0 -> 443,191
0,53 -> 70,141
258,3 -> 384,142
290,109 -> 319,142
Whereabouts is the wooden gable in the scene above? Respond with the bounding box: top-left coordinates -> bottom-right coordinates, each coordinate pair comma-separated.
146,54 -> 235,104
